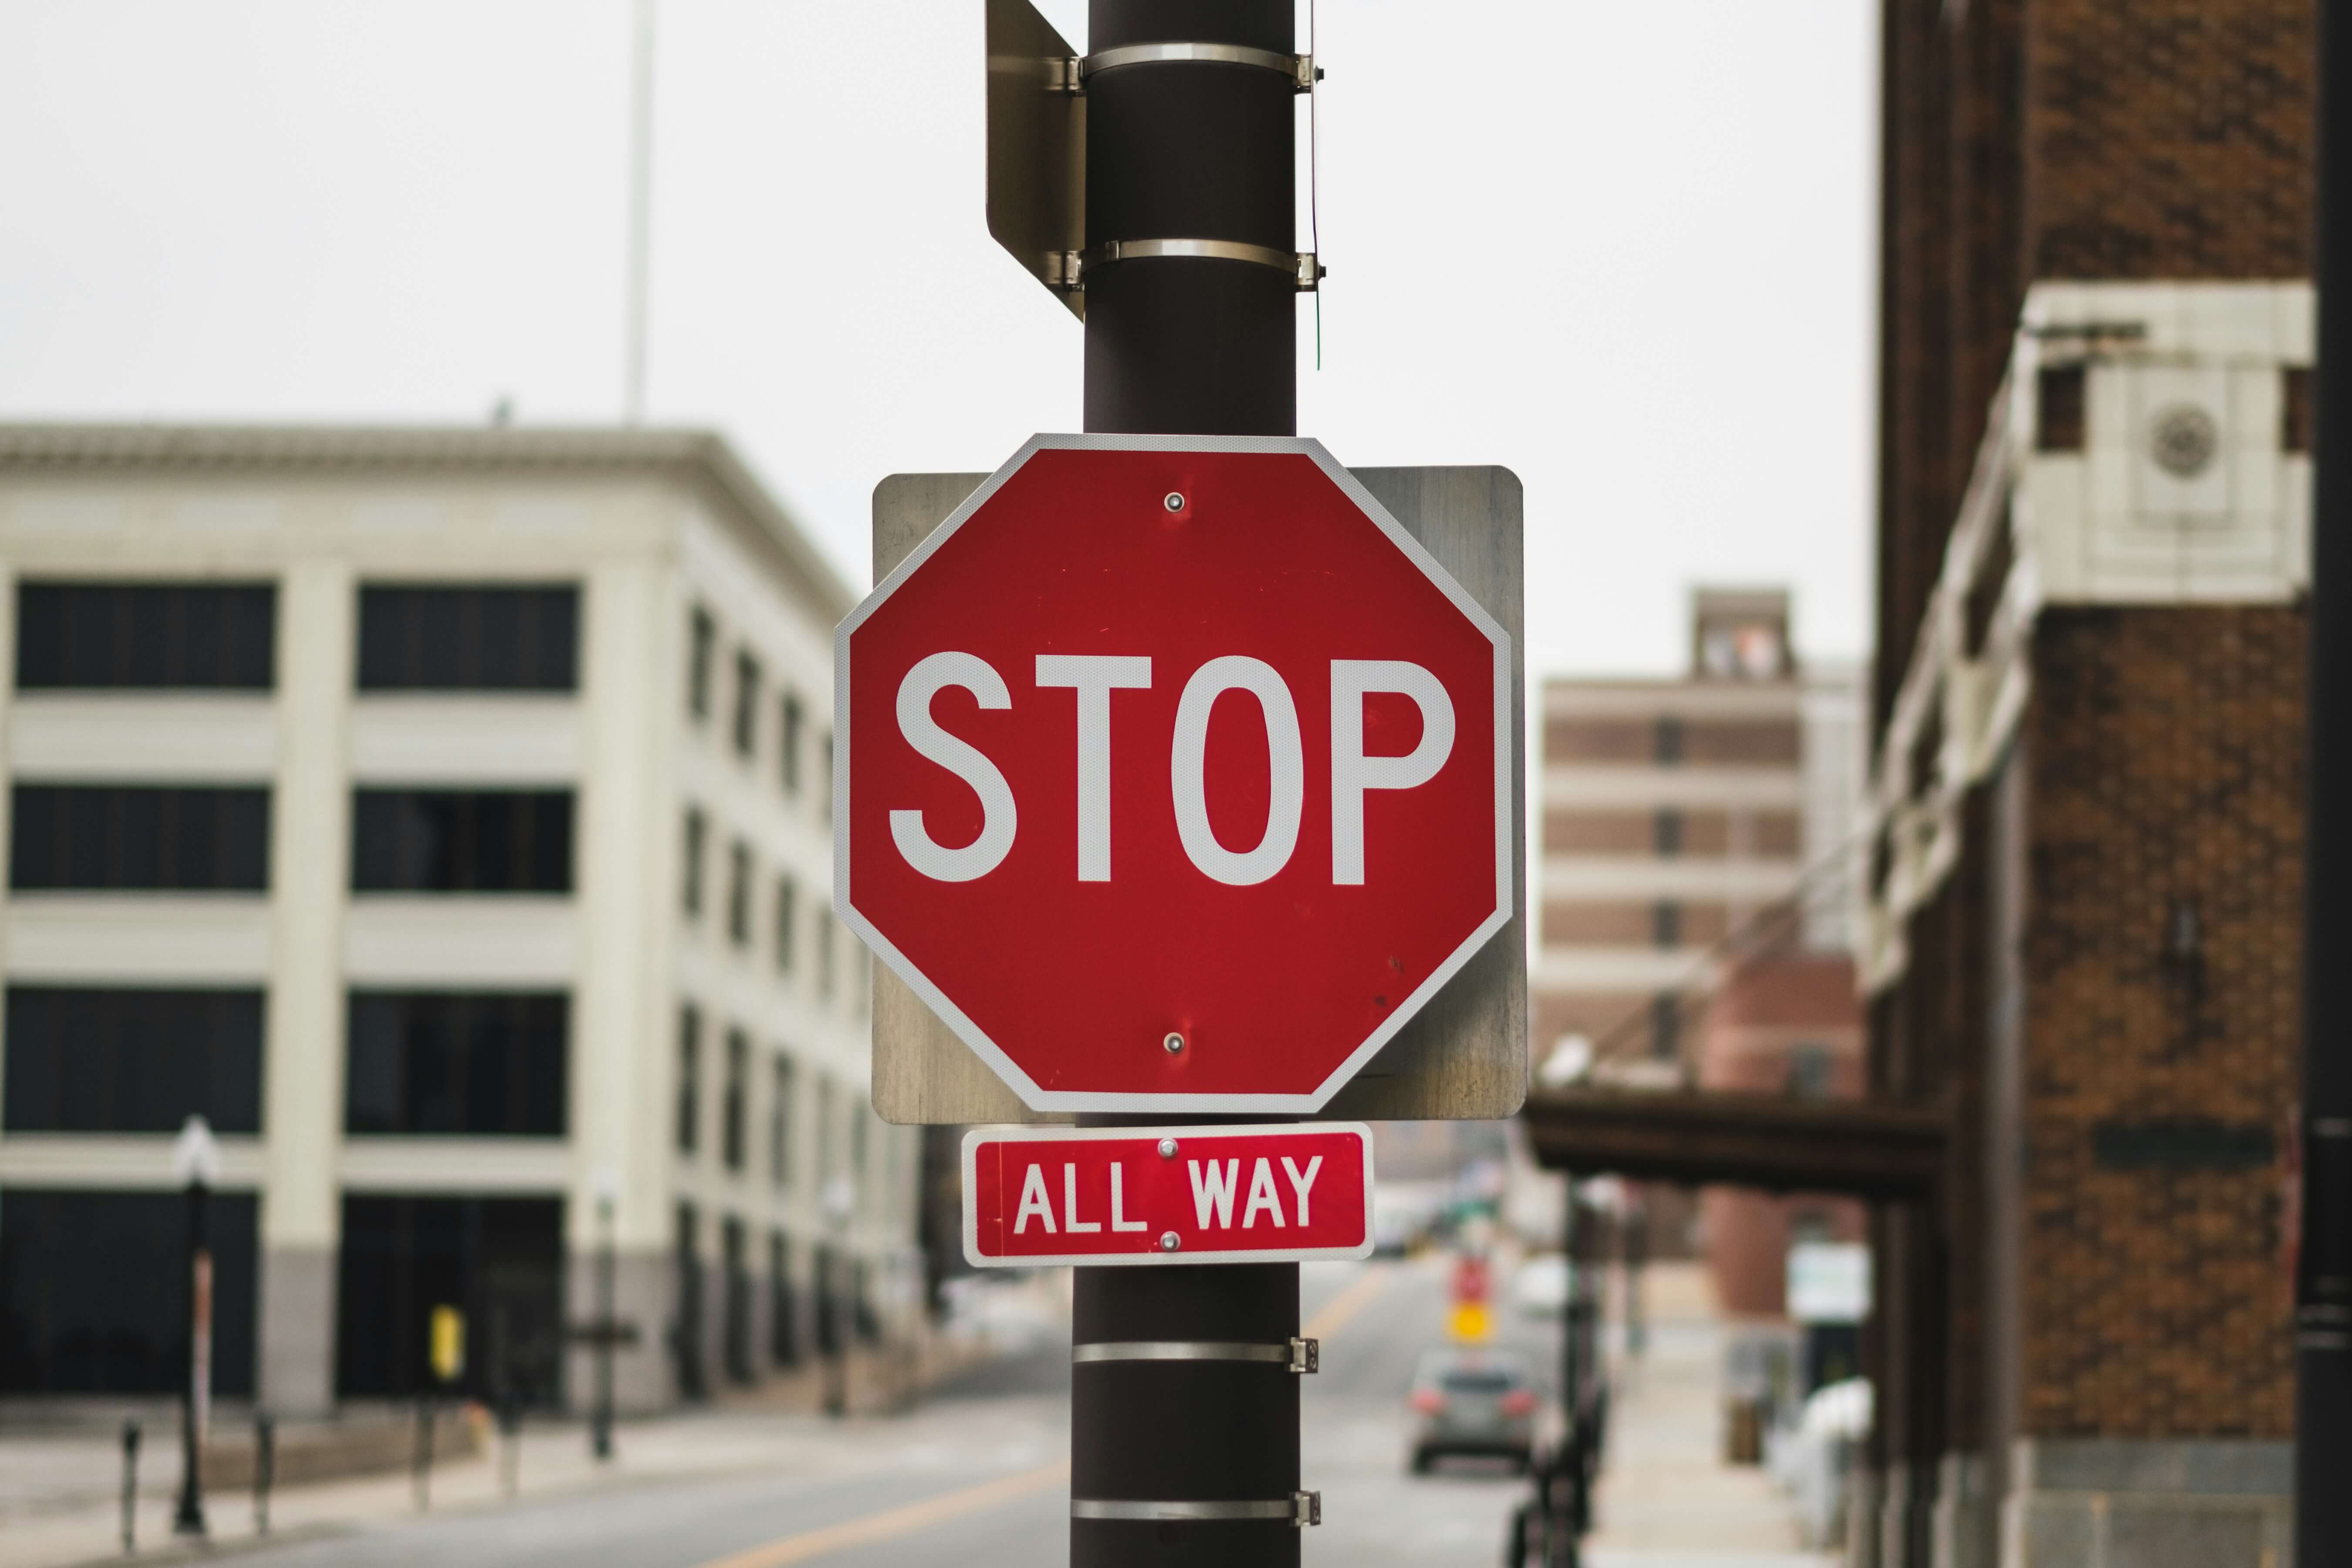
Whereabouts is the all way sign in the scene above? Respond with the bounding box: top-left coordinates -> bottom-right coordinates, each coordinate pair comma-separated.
962,1123 -> 1374,1268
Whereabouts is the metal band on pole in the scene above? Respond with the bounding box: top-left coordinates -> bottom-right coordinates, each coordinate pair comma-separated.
1081,239 -> 1322,290
1072,1337 -> 1317,1371
1073,1493 -> 1320,1525
1080,43 -> 1314,91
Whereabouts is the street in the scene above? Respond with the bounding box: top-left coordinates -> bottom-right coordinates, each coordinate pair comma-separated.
57,1255 -> 1819,1568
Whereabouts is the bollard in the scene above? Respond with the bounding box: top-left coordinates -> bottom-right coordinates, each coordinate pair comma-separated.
253,1413 -> 274,1535
120,1421 -> 140,1555
411,1395 -> 434,1511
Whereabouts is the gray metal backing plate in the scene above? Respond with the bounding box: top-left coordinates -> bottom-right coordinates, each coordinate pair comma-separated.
865,465 -> 1527,1124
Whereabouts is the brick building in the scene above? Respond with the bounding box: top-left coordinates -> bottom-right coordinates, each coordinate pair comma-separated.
1857,3 -> 2311,1563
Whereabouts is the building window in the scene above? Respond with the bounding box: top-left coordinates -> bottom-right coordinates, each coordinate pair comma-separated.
1654,716 -> 1684,765
722,1028 -> 749,1172
3,987 -> 263,1134
1652,900 -> 1682,948
0,1191 -> 258,1395
768,1232 -> 799,1367
774,876 -> 798,974
10,785 -> 269,891
687,606 -> 716,721
356,585 -> 577,691
1651,994 -> 1681,1062
681,807 -> 707,918
351,789 -> 572,893
732,650 -> 761,759
676,1006 -> 701,1155
818,731 -> 834,823
815,907 -> 837,1001
345,991 -> 568,1136
722,1216 -> 753,1385
2286,366 -> 2316,453
815,1077 -> 839,1188
673,1200 -> 706,1399
727,841 -> 752,948
779,692 -> 804,796
1786,1043 -> 1836,1101
16,582 -> 275,691
335,1196 -> 561,1402
850,1109 -> 869,1211
1654,808 -> 1684,858
769,1054 -> 795,1189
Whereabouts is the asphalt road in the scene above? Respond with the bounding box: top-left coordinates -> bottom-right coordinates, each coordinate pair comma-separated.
228,1255 -> 1559,1568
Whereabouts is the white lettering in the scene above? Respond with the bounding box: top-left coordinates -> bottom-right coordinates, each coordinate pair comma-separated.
1330,660 -> 1456,885
1034,654 -> 1152,881
1170,657 -> 1304,886
1109,1162 -> 1147,1232
1243,1157 -> 1285,1228
1189,1158 -> 1240,1228
1014,1163 -> 1055,1234
1280,1155 -> 1323,1227
1063,1163 -> 1102,1233
890,652 -> 1018,881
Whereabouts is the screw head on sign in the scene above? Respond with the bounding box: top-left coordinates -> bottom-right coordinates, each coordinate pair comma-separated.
1157,1136 -> 1179,1159
1163,1032 -> 1185,1054
1163,491 -> 1186,513
1159,1231 -> 1182,1252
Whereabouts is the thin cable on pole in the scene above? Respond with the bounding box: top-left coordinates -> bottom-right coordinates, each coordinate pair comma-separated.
623,0 -> 655,425
1309,0 -> 1321,370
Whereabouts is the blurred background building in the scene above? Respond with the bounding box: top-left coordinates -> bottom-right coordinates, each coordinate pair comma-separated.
1857,2 -> 2311,1564
0,425 -> 920,1418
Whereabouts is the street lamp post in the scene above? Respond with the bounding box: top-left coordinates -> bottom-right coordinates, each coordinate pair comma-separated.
593,1166 -> 618,1460
170,1116 -> 220,1538
820,1173 -> 855,1419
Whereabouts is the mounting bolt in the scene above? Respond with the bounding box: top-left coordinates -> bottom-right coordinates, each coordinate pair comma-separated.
1157,1136 -> 1179,1159
1159,1231 -> 1182,1252
1163,491 -> 1186,513
1163,1031 -> 1185,1054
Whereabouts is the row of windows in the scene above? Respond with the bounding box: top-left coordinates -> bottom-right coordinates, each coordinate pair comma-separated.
15,583 -> 580,692
673,1005 -> 872,1200
7,786 -> 573,893
685,605 -> 831,816
681,807 -> 858,1003
1,986 -> 568,1136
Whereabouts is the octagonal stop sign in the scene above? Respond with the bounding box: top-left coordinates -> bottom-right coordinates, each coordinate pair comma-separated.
835,435 -> 1512,1113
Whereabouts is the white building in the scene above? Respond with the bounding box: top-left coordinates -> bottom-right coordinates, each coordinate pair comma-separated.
0,425 -> 918,1416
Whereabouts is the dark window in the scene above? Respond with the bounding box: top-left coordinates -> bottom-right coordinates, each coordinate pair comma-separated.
676,1007 -> 701,1155
334,1196 -> 562,1403
1654,808 -> 1684,857
818,732 -> 834,822
779,693 -> 805,796
722,1217 -> 752,1385
16,582 -> 273,690
768,1231 -> 799,1366
774,876 -> 798,974
10,786 -> 269,891
351,789 -> 572,893
682,808 -> 707,918
815,908 -> 837,1001
769,1055 -> 795,1188
2286,367 -> 2316,454
1652,901 -> 1682,949
1786,1043 -> 1836,1101
721,1028 -> 748,1172
1654,717 -> 1684,765
1651,994 -> 1681,1062
687,607 -> 715,721
674,1200 -> 706,1399
0,1190 -> 258,1395
345,992 -> 568,1136
2036,364 -> 2087,452
727,842 -> 752,948
4,987 -> 263,1133
356,585 -> 577,691
732,651 -> 761,758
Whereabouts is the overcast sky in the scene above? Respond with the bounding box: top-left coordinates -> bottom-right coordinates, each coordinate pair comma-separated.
0,1 -> 1876,679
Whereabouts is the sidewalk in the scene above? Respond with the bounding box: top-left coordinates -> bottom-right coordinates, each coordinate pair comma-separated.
1584,1262 -> 1833,1568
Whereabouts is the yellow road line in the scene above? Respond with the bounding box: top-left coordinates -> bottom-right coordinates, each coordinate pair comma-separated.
1303,1260 -> 1395,1340
691,1461 -> 1072,1568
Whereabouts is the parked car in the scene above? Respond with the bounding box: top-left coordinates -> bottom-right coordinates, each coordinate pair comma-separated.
1407,1348 -> 1539,1473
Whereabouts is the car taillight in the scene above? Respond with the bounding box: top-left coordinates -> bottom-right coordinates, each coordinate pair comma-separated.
1409,1389 -> 1444,1414
1500,1390 -> 1537,1416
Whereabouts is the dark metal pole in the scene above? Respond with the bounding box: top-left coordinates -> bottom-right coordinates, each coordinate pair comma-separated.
172,1179 -> 209,1537
2302,5 -> 2352,1561
593,1195 -> 616,1460
1073,3 -> 1299,1563
253,1413 -> 274,1535
120,1420 -> 139,1554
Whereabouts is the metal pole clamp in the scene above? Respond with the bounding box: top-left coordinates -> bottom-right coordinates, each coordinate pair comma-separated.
1072,1492 -> 1322,1526
1076,239 -> 1322,290
1072,1337 -> 1318,1372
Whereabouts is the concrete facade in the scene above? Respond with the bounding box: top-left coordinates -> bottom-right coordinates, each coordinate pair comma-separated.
0,426 -> 919,1416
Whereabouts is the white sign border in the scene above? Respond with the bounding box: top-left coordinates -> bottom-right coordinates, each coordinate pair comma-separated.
958,1121 -> 1378,1269
837,433 -> 1515,1113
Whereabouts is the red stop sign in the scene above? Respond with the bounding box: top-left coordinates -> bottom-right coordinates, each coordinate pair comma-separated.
836,435 -> 1511,1112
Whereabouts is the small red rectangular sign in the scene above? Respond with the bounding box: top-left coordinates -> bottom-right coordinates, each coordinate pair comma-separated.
962,1122 -> 1375,1267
